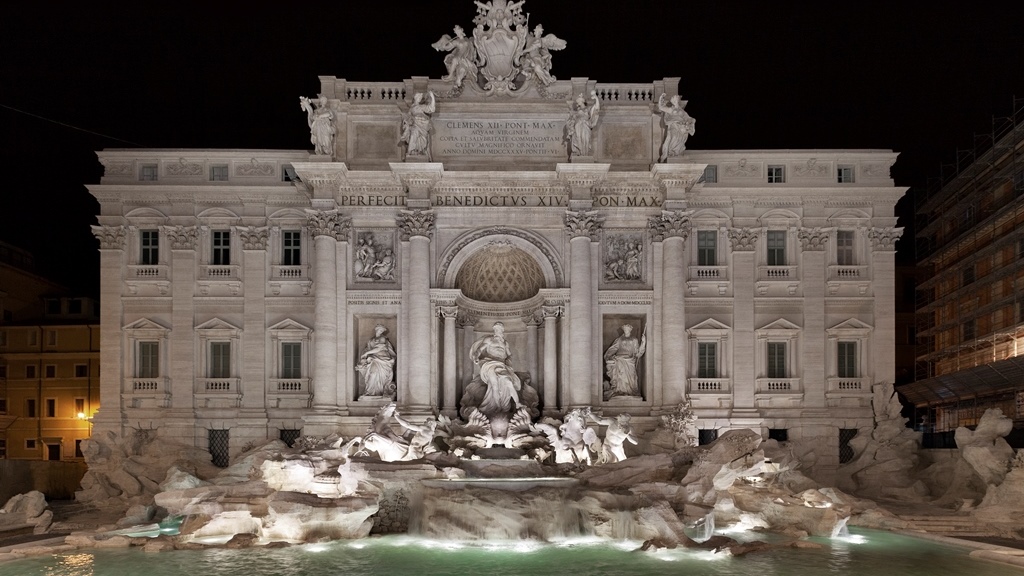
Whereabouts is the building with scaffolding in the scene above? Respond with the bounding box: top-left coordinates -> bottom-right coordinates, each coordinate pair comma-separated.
903,101 -> 1024,436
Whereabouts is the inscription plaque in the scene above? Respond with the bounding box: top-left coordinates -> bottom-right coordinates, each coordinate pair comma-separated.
434,118 -> 566,158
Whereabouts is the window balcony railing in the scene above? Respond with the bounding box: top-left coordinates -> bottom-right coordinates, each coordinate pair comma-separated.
689,266 -> 728,281
128,264 -> 169,280
271,265 -> 305,280
688,378 -> 731,394
271,378 -> 308,392
123,377 -> 170,409
197,378 -> 239,393
755,378 -> 802,393
128,377 -> 166,392
757,265 -> 797,281
828,265 -> 868,282
268,378 -> 311,409
200,265 -> 240,280
195,378 -> 242,408
827,377 -> 869,393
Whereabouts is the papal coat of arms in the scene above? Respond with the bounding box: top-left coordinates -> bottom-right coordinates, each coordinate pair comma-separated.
432,0 -> 566,95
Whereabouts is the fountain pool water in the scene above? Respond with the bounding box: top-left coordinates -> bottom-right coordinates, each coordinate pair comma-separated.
3,529 -> 1017,576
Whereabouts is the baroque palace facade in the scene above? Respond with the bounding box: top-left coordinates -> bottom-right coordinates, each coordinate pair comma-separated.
88,2 -> 905,480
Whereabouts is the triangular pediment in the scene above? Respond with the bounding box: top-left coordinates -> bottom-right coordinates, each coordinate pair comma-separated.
689,318 -> 731,332
758,318 -> 801,331
268,318 -> 311,333
829,318 -> 872,331
123,318 -> 169,332
195,318 -> 240,331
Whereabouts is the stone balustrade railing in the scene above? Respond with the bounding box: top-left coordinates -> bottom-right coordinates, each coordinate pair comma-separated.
593,83 -> 655,102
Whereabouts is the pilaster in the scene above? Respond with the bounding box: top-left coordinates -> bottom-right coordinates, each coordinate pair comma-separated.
90,225 -> 127,436
799,227 -> 829,409
728,227 -> 758,414
869,227 -> 902,386
165,225 -> 199,445
238,227 -> 269,418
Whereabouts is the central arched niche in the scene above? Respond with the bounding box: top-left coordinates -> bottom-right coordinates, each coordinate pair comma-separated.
455,241 -> 545,303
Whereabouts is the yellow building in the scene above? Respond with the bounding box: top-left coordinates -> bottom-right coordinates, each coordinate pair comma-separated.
0,242 -> 100,460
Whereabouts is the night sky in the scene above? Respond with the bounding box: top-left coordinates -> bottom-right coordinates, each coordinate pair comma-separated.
3,1 -> 1024,296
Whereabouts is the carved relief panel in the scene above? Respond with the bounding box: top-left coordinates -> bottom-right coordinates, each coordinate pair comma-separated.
353,230 -> 397,284
601,232 -> 646,287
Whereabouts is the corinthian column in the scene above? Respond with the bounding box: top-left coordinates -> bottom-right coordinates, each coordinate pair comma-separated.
564,210 -> 604,408
541,305 -> 562,416
398,208 -> 436,412
649,210 -> 692,407
439,306 -> 458,415
869,227 -> 902,387
305,209 -> 349,412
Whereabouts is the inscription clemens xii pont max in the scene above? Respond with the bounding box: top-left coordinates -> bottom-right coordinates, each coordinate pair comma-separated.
435,119 -> 565,157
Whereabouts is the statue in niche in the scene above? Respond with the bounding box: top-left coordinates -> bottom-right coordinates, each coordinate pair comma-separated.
605,236 -> 643,282
299,95 -> 335,156
433,25 -> 478,88
603,323 -> 647,399
565,91 -> 601,159
460,322 -> 540,421
657,93 -> 696,162
470,321 -> 522,414
400,91 -> 436,158
589,412 -> 638,463
355,324 -> 397,398
520,24 -> 566,86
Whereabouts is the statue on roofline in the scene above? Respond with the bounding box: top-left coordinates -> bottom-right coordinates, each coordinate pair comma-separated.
658,93 -> 696,162
299,95 -> 334,157
432,25 -> 478,89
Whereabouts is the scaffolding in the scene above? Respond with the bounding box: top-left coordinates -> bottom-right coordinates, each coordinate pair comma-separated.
909,97 -> 1024,432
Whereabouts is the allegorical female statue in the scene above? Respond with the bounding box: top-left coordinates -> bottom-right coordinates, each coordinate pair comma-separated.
299,95 -> 335,157
400,91 -> 436,158
603,323 -> 647,399
355,324 -> 396,398
565,90 -> 601,159
657,93 -> 696,162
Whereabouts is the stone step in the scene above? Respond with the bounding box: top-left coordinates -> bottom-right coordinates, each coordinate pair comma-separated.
898,514 -> 998,537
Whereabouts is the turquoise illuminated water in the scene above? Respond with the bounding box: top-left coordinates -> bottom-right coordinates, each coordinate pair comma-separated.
1,529 -> 1016,576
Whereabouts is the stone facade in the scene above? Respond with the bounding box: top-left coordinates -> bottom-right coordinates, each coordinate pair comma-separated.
86,3 -> 905,483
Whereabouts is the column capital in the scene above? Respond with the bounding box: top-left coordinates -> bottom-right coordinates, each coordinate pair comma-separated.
541,305 -> 564,319
727,227 -> 759,251
524,312 -> 543,327
564,209 -> 604,240
647,209 -> 693,242
397,209 -> 436,240
438,305 -> 459,319
868,227 -> 903,251
91,225 -> 126,250
457,310 -> 478,328
797,227 -> 829,251
236,226 -> 269,250
305,209 -> 352,240
161,225 -> 199,250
